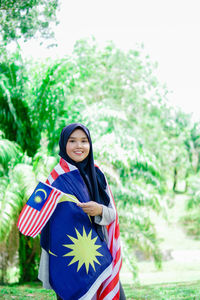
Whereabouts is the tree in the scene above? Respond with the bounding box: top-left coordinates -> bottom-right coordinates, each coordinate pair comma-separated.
0,50 -> 41,156
0,0 -> 59,43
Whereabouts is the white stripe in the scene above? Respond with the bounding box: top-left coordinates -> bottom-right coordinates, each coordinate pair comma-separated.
27,190 -> 57,236
99,257 -> 122,296
18,205 -> 30,228
78,263 -> 112,300
107,223 -> 114,249
67,162 -> 77,171
19,206 -> 34,230
103,282 -> 120,300
108,235 -> 120,259
54,164 -> 65,175
48,174 -> 54,185
22,209 -> 40,234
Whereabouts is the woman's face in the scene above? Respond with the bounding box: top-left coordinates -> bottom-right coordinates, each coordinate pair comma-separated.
66,129 -> 90,162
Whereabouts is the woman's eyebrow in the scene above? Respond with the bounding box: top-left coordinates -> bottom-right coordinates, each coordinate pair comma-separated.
68,136 -> 88,140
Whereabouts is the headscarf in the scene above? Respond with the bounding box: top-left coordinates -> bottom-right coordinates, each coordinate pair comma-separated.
59,123 -> 110,207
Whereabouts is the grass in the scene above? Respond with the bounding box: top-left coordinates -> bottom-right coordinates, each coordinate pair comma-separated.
1,281 -> 200,300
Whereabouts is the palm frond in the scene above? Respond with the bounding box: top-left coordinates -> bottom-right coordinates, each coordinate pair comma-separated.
0,163 -> 36,242
0,139 -> 22,171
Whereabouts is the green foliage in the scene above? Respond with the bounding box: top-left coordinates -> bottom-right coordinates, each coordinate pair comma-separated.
18,235 -> 41,283
0,163 -> 36,243
2,281 -> 200,299
0,51 -> 40,156
181,174 -> 200,238
0,138 -> 22,172
0,0 -> 59,42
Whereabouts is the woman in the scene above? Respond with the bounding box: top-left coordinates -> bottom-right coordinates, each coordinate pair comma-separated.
38,123 -> 126,300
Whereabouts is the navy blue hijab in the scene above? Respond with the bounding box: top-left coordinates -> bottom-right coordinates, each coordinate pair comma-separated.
59,123 -> 110,207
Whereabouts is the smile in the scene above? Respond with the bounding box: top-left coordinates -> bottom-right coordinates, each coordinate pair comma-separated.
74,151 -> 83,155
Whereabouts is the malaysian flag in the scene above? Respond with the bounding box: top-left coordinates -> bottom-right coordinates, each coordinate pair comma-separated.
46,158 -> 122,299
47,187 -> 113,300
17,182 -> 62,237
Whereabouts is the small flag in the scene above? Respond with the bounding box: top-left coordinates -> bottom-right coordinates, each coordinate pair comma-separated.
17,182 -> 62,237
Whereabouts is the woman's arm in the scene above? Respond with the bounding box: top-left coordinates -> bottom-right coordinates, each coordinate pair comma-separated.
94,204 -> 116,225
77,200 -> 116,225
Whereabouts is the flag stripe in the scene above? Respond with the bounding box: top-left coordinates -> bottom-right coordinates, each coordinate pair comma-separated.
96,179 -> 121,299
51,169 -> 59,181
99,257 -> 122,299
18,206 -> 35,232
103,283 -> 120,300
60,158 -> 70,172
17,205 -> 30,228
55,164 -> 65,175
47,174 -> 54,185
17,204 -> 28,227
21,208 -> 38,234
115,221 -> 120,240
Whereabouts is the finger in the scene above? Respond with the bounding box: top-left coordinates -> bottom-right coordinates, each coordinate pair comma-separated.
77,202 -> 87,207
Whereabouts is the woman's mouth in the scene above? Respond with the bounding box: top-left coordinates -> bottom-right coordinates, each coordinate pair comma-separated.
74,151 -> 83,155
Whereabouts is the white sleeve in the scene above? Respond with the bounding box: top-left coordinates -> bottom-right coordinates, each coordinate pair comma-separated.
94,204 -> 116,225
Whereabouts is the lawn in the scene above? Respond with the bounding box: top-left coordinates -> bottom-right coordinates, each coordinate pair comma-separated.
1,281 -> 200,299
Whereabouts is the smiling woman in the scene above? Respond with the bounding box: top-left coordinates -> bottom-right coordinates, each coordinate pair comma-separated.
38,123 -> 126,300
66,129 -> 90,163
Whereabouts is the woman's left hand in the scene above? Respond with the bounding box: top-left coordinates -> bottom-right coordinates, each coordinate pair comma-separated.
77,201 -> 103,216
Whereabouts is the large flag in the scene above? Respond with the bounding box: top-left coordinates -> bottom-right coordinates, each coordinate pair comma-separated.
17,182 -> 62,237
45,158 -> 122,299
47,192 -> 113,300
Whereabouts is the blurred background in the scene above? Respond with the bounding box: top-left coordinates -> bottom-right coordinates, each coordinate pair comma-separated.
1,0 -> 200,298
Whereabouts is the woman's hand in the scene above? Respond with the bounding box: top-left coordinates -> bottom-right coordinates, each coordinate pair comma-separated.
77,201 -> 103,216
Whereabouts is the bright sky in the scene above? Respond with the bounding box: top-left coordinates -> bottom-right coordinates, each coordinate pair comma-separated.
21,0 -> 200,120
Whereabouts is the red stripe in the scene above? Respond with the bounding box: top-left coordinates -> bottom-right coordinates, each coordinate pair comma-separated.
46,179 -> 50,184
51,169 -> 59,180
17,205 -> 28,227
20,207 -> 36,233
114,248 -> 121,264
60,158 -> 70,172
113,290 -> 120,300
32,191 -> 61,236
18,206 -> 34,231
109,230 -> 114,254
115,223 -> 120,240
23,209 -> 38,235
99,272 -> 120,300
108,185 -> 117,210
26,190 -> 55,236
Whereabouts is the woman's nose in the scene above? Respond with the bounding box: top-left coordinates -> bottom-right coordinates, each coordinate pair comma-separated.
76,141 -> 82,147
